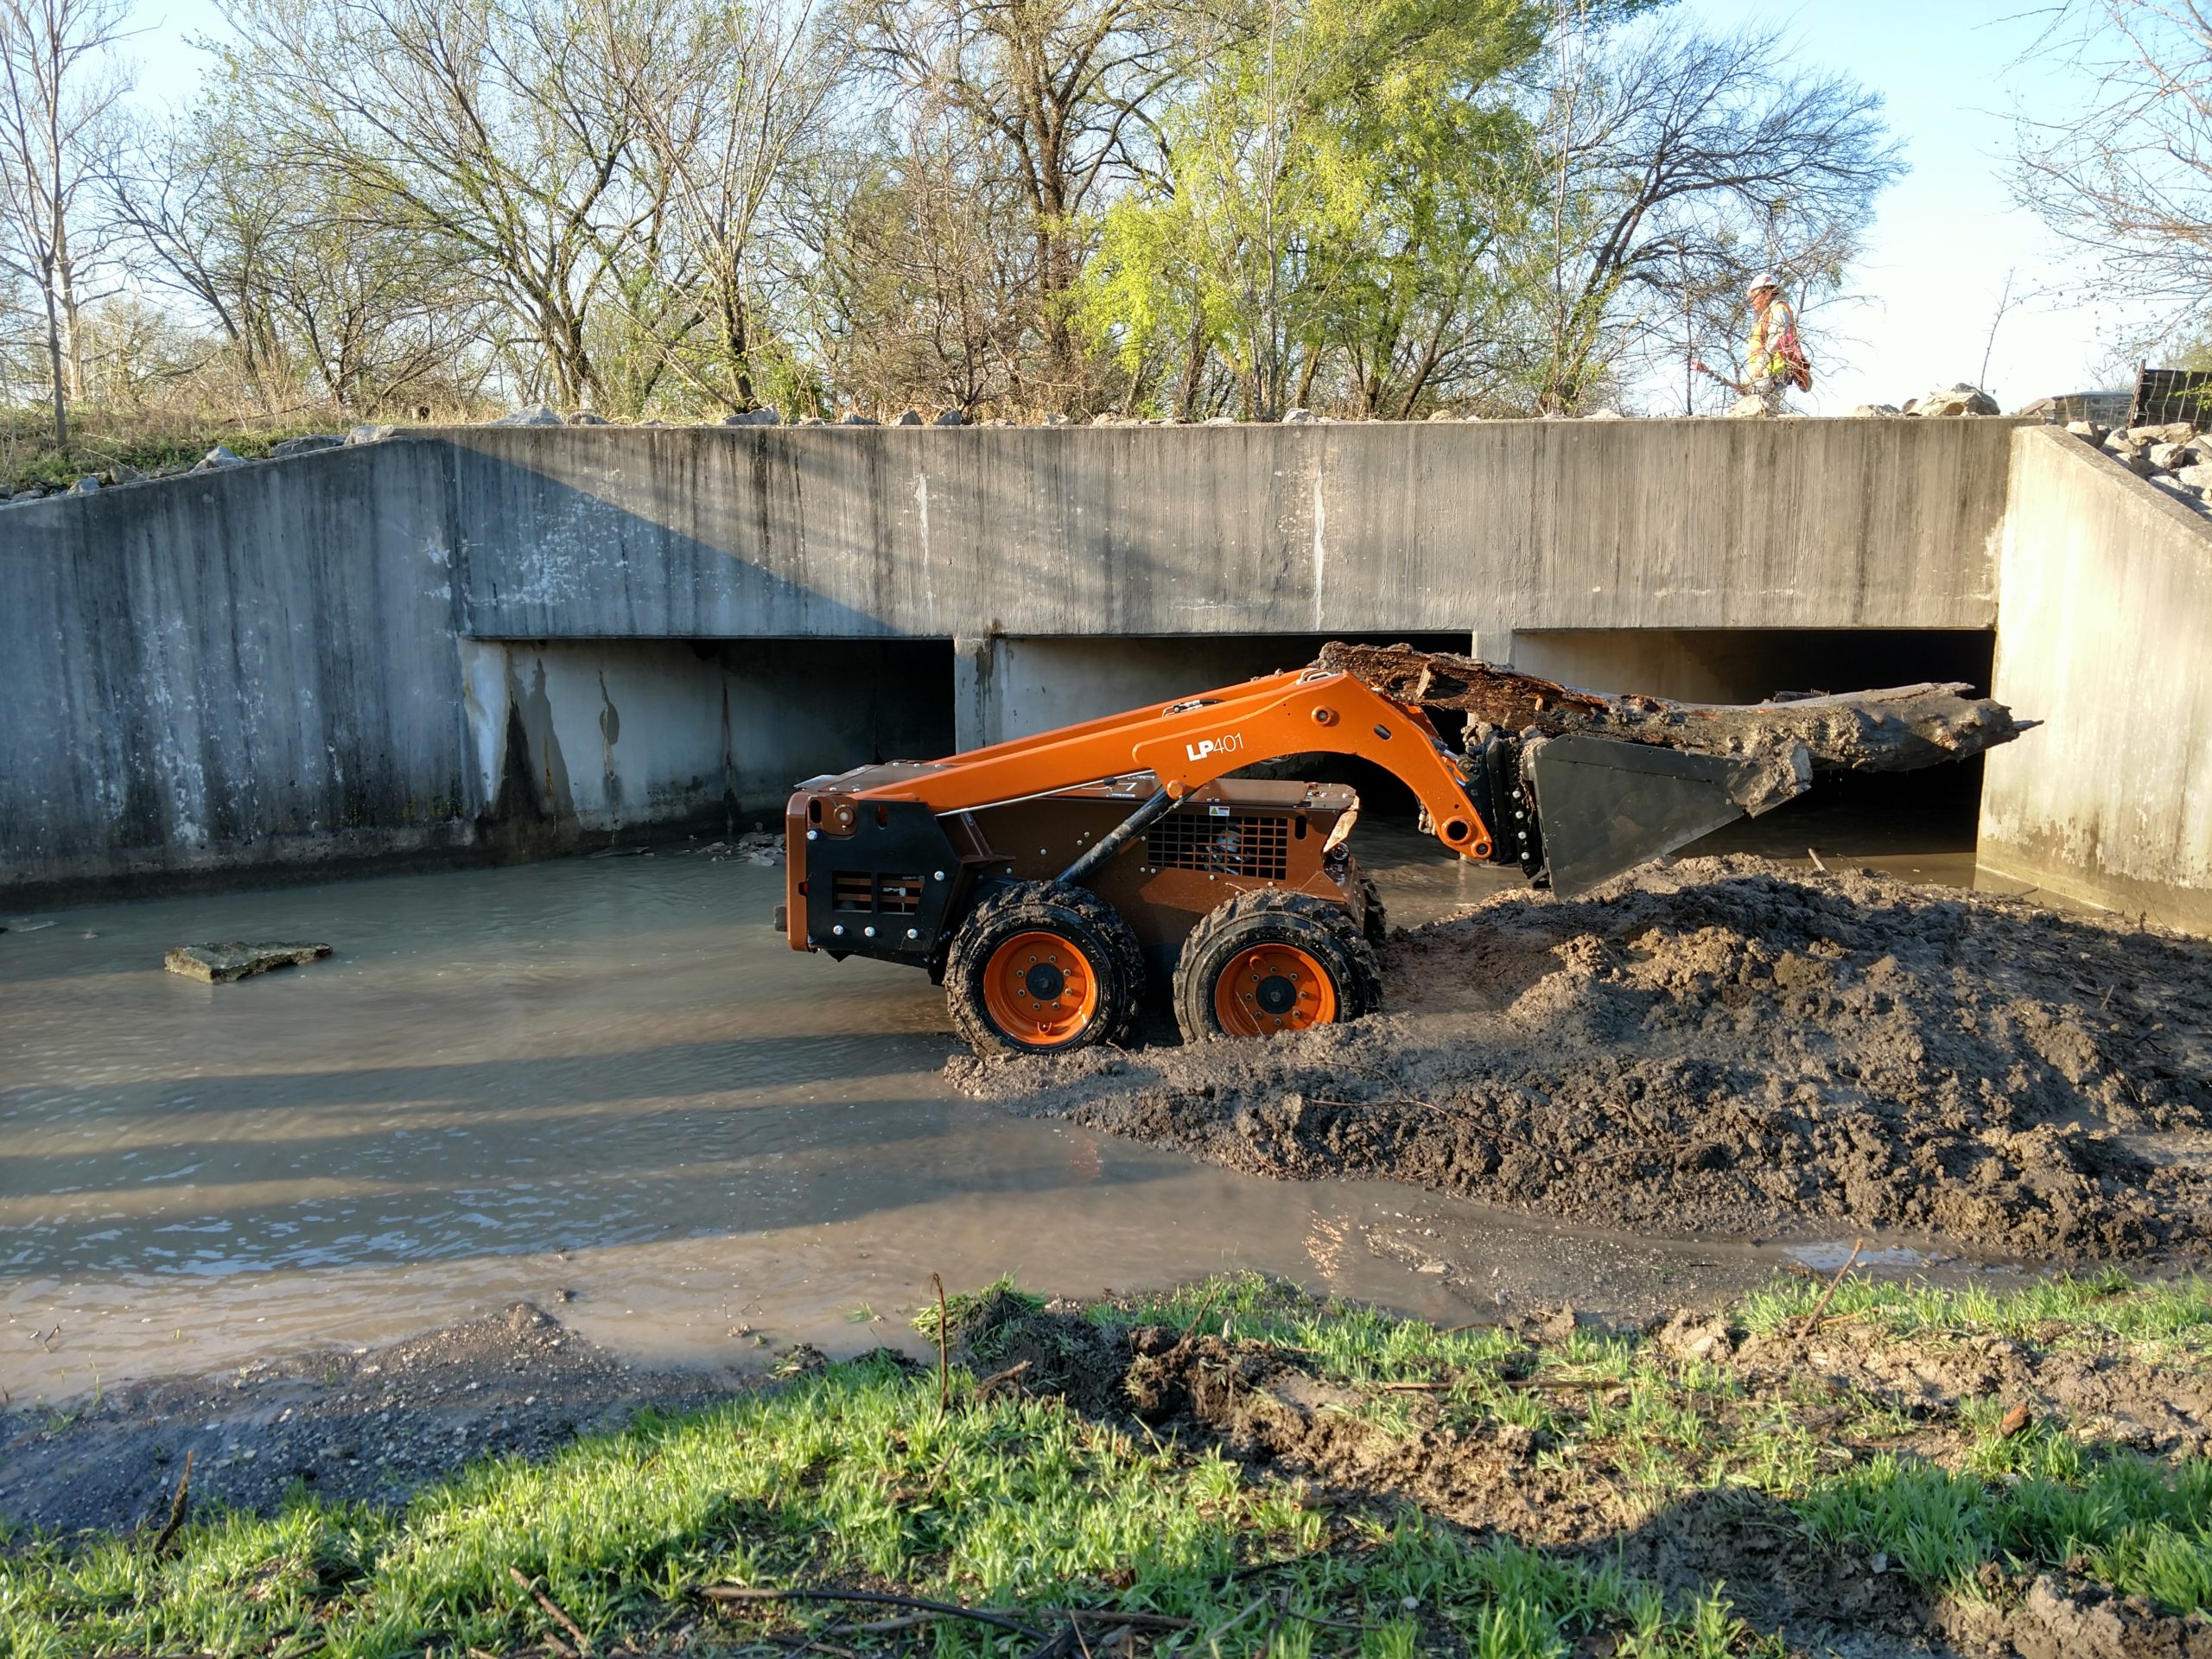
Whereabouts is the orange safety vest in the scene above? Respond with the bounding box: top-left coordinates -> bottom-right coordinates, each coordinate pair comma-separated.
1749,299 -> 1811,391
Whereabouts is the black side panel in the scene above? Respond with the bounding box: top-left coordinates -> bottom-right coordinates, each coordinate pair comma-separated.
801,801 -> 965,965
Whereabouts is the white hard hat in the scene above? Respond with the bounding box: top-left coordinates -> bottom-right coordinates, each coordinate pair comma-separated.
1748,270 -> 1782,295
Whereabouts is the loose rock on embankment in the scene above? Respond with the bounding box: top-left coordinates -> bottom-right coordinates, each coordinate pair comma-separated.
953,856 -> 2212,1262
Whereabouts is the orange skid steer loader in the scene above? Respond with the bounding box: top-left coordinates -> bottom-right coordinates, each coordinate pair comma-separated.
773,657 -> 1867,1056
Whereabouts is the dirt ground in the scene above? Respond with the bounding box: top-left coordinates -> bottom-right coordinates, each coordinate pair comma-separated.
0,1303 -> 759,1535
15,1285 -> 2212,1657
953,856 -> 2212,1263
959,1291 -> 2212,1659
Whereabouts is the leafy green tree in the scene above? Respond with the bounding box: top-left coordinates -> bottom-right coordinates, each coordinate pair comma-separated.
1076,0 -> 1547,419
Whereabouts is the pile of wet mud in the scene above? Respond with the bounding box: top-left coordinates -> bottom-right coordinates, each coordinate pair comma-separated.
953,857 -> 2212,1261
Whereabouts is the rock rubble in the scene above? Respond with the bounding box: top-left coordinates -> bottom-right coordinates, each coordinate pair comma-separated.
2063,418 -> 2212,514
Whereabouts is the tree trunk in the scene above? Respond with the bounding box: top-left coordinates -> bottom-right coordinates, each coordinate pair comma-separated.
41,276 -> 66,453
1315,642 -> 2031,775
721,277 -> 754,408
57,246 -> 83,400
1173,317 -> 1206,422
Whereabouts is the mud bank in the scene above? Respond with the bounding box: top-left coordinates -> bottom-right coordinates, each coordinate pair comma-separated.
16,1272 -> 2212,1659
0,1303 -> 752,1535
928,1277 -> 2212,1659
954,857 -> 2212,1262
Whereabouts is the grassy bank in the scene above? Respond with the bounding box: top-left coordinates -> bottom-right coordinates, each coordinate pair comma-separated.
0,407 -> 372,493
6,1272 -> 2212,1657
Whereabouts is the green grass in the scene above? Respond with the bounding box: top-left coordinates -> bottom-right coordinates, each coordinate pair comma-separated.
1738,1268 -> 2212,1349
1802,1451 -> 2212,1610
0,1351 -> 1766,1659
10,1268 -> 2212,1656
912,1272 -> 1046,1350
0,404 -> 378,493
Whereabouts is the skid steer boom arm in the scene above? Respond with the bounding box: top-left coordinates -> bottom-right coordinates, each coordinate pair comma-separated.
847,665 -> 1497,861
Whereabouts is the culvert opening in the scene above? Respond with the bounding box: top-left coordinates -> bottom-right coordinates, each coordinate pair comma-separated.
976,631 -> 1476,816
471,635 -> 956,833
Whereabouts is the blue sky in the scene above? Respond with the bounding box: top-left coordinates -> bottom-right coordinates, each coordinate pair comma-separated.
1675,0 -> 2110,410
123,0 -> 2113,413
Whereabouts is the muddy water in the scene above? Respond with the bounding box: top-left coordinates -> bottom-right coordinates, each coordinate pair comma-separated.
0,818 -> 2031,1405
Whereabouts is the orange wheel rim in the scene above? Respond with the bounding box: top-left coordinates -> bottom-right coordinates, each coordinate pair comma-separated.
1212,944 -> 1338,1037
981,931 -> 1100,1048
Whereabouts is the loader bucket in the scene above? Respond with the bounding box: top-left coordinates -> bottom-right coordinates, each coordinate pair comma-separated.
1525,734 -> 1782,899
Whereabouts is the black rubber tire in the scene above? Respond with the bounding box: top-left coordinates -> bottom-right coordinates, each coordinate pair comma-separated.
1172,889 -> 1383,1044
944,880 -> 1146,1056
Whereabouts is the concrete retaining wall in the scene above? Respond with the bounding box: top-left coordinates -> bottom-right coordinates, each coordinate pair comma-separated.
0,442 -> 472,892
448,420 -> 2013,641
1979,427 -> 2212,931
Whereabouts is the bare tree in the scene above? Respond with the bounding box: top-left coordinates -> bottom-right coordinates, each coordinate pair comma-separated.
842,0 -> 1185,410
109,106 -> 292,411
2015,2 -> 2212,345
786,98 -> 1038,413
216,0 -> 692,408
1512,22 -> 1902,412
0,0 -> 133,448
604,0 -> 833,412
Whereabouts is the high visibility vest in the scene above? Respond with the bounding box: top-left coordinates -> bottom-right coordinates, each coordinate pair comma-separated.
1750,300 -> 1798,379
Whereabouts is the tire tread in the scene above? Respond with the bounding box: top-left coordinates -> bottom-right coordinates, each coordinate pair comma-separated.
1171,888 -> 1382,1043
945,880 -> 1144,1054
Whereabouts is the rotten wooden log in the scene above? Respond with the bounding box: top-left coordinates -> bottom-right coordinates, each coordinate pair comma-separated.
1316,642 -> 2031,775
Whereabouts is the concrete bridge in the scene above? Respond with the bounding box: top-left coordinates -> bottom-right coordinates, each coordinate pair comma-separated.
3,418 -> 2205,930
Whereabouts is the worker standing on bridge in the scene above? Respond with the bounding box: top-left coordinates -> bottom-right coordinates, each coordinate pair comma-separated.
1694,272 -> 1812,413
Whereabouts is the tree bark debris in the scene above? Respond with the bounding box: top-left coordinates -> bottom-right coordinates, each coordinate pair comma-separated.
1318,641 -> 2031,777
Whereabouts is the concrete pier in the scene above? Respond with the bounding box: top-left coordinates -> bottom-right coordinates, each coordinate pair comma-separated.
3,416 -> 2204,931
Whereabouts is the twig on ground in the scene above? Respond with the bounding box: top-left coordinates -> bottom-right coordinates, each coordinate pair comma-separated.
1040,1610 -> 1194,1630
509,1564 -> 593,1655
1177,1281 -> 1225,1345
770,1631 -> 856,1659
702,1586 -> 1043,1641
1801,1240 -> 1865,1336
1808,848 -> 1830,874
1379,1380 -> 1454,1392
150,1448 -> 193,1558
801,1615 -> 862,1659
854,1612 -> 934,1634
1315,1096 -> 1446,1116
976,1357 -> 1033,1399
1197,1596 -> 1268,1650
1298,1611 -> 1378,1633
931,1273 -> 950,1414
